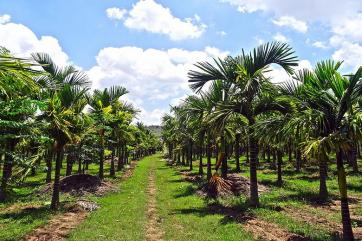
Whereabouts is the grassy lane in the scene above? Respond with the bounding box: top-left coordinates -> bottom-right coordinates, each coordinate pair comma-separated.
68,156 -> 155,241
155,157 -> 256,241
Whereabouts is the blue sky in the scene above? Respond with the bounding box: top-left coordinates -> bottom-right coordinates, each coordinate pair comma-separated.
0,0 -> 361,124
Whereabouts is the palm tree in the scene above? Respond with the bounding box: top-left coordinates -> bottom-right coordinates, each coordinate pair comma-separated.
0,50 -> 41,201
32,53 -> 89,210
276,60 -> 362,240
88,86 -> 128,179
188,42 -> 298,206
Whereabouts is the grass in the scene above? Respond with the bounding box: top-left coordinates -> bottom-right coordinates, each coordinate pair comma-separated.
155,156 -> 256,241
1,153 -> 361,241
68,156 -> 151,241
184,155 -> 362,241
0,161 -> 117,241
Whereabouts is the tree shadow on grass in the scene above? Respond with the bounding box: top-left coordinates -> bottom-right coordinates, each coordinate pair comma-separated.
170,202 -> 252,225
0,205 -> 52,223
173,185 -> 197,198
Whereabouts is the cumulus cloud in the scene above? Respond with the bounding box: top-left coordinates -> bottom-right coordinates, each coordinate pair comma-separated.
222,0 -> 361,25
266,60 -> 313,84
107,0 -> 206,41
272,16 -> 308,33
0,20 -> 69,66
106,7 -> 127,20
0,14 -> 10,24
272,33 -> 289,42
88,45 -> 228,125
332,42 -> 362,71
312,41 -> 328,49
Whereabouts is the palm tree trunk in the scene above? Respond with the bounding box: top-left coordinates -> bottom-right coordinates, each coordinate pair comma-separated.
235,133 -> 241,172
99,132 -> 104,179
0,141 -> 15,201
277,149 -> 283,186
295,149 -> 302,172
271,149 -> 277,169
249,129 -> 259,207
110,147 -> 115,177
207,133 -> 212,180
65,149 -> 73,176
117,144 -> 123,171
182,149 -> 186,166
198,145 -> 203,175
221,137 -> 227,179
46,149 -> 53,183
349,144 -> 358,173
336,149 -> 354,241
189,140 -> 193,171
319,150 -> 329,201
51,144 -> 64,210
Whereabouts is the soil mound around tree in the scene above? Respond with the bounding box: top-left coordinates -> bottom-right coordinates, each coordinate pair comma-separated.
39,174 -> 117,197
193,173 -> 268,198
60,174 -> 101,192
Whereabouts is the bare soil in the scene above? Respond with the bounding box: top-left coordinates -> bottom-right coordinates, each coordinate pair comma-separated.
145,168 -> 163,241
244,219 -> 311,241
283,200 -> 362,240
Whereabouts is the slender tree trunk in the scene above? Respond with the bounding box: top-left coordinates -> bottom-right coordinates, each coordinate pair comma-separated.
99,131 -> 104,179
110,147 -> 115,177
207,133 -> 212,180
65,150 -> 73,176
295,149 -> 302,172
266,145 -> 271,163
249,122 -> 259,207
117,144 -> 124,171
182,149 -> 185,165
221,137 -> 227,179
235,133 -> 241,172
189,140 -> 193,171
0,141 -> 15,201
349,144 -> 358,173
246,142 -> 250,164
46,149 -> 53,183
277,149 -> 283,186
319,150 -> 329,201
336,149 -> 354,241
198,145 -> 203,175
271,149 -> 277,169
51,143 -> 64,210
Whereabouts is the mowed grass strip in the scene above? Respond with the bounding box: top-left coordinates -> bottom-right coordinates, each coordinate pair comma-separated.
155,157 -> 256,241
68,155 -> 156,241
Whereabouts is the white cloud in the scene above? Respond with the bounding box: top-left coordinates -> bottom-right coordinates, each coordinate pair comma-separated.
272,33 -> 289,42
88,45 -> 228,125
272,16 -> 308,33
222,0 -> 361,25
106,7 -> 127,20
118,0 -> 206,41
0,21 -> 69,66
267,60 -> 312,84
0,14 -> 11,24
332,42 -> 362,71
217,31 -> 227,36
312,41 -> 328,49
332,14 -> 362,43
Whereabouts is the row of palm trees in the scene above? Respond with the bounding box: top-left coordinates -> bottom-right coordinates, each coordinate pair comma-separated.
161,42 -> 362,241
0,48 -> 161,210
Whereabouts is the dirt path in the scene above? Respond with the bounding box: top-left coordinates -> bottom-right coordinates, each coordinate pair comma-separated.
23,161 -> 138,241
145,165 -> 163,241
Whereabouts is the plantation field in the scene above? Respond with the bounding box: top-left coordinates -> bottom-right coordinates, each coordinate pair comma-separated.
1,154 -> 362,241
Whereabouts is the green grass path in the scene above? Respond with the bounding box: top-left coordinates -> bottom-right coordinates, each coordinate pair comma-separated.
69,154 -> 255,241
